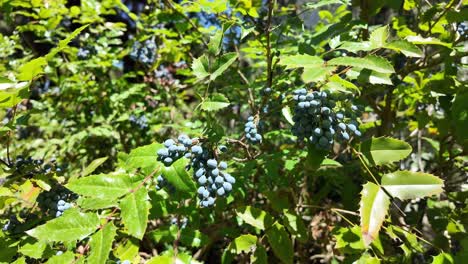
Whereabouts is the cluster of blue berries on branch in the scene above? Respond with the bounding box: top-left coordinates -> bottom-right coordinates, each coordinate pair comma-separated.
36,185 -> 78,217
156,135 -> 235,207
291,89 -> 361,149
244,116 -> 262,144
129,114 -> 148,130
130,39 -> 157,65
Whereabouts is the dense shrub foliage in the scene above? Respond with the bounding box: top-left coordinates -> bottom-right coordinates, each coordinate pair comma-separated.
0,0 -> 467,263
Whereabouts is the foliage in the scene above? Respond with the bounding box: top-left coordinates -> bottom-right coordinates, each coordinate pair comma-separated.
0,0 -> 467,263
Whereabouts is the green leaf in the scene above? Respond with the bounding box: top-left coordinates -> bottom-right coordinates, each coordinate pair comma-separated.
208,29 -> 224,56
359,182 -> 390,246
385,40 -> 423,57
360,137 -> 412,166
200,93 -> 230,112
210,52 -> 238,81
45,251 -> 75,264
236,206 -> 273,230
340,41 -> 373,52
370,25 -> 388,48
328,55 -> 395,73
26,209 -> 99,242
282,106 -> 294,125
432,252 -> 454,264
278,55 -> 324,69
87,222 -> 117,264
81,157 -> 108,177
305,0 -> 350,9
0,82 -> 29,108
147,255 -> 173,264
113,237 -> 139,262
354,253 -> 381,264
406,35 -> 451,48
282,210 -> 308,243
17,57 -> 47,81
121,143 -> 162,175
66,173 -> 137,200
382,171 -> 444,200
323,74 -> 360,94
46,24 -> 89,59
452,92 -> 468,148
346,68 -> 393,85
192,55 -> 210,80
120,187 -> 150,239
266,222 -> 294,264
162,158 -> 196,194
76,196 -> 117,210
18,239 -> 47,259
251,244 -> 268,264
226,234 -> 258,253
302,66 -> 335,83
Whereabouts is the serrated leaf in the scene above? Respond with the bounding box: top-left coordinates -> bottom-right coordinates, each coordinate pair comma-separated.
360,137 -> 412,166
346,68 -> 393,85
359,182 -> 390,246
324,75 -> 360,94
82,157 -> 108,177
406,35 -> 451,47
227,234 -> 258,253
46,24 -> 89,59
120,188 -> 150,239
45,251 -> 75,264
192,55 -> 210,80
26,209 -> 99,242
282,210 -> 308,243
302,66 -> 335,83
17,57 -> 47,81
328,55 -> 395,73
385,40 -> 423,57
87,222 -> 117,264
340,41 -> 373,52
382,171 -> 444,200
282,106 -> 294,125
66,173 -> 137,200
113,237 -> 139,262
76,196 -> 117,210
251,244 -> 268,264
208,29 -> 224,55
200,100 -> 230,112
370,26 -> 388,48
236,206 -> 273,230
266,222 -> 294,264
211,52 -> 238,81
278,55 -> 323,69
0,82 -> 29,108
162,158 -> 196,194
432,252 -> 454,264
122,143 -> 162,175
18,239 -> 47,259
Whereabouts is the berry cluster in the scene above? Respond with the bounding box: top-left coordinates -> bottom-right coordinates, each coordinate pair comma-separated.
129,114 -> 148,130
12,156 -> 63,177
130,39 -> 157,65
190,146 -> 235,207
155,174 -> 175,193
36,186 -> 78,217
77,47 -> 96,60
2,215 -> 20,233
244,116 -> 262,144
291,89 -> 361,149
156,135 -> 235,207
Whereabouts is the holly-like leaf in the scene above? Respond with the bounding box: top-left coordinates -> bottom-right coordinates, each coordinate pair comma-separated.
120,188 -> 150,240
161,158 -> 196,194
121,143 -> 162,175
266,222 -> 294,264
302,66 -> 335,83
406,35 -> 451,47
200,93 -> 230,112
360,137 -> 412,166
44,251 -> 75,264
17,57 -> 47,81
370,25 -> 388,48
18,239 -> 47,259
87,222 -> 117,264
26,209 -> 99,242
382,171 -> 444,200
385,40 -> 423,57
81,157 -> 108,177
211,52 -> 238,81
328,55 -> 395,73
226,234 -> 258,254
66,173 -> 137,200
359,182 -> 390,247
236,206 -> 273,230
278,55 -> 323,69
113,237 -> 140,262
192,55 -> 210,80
